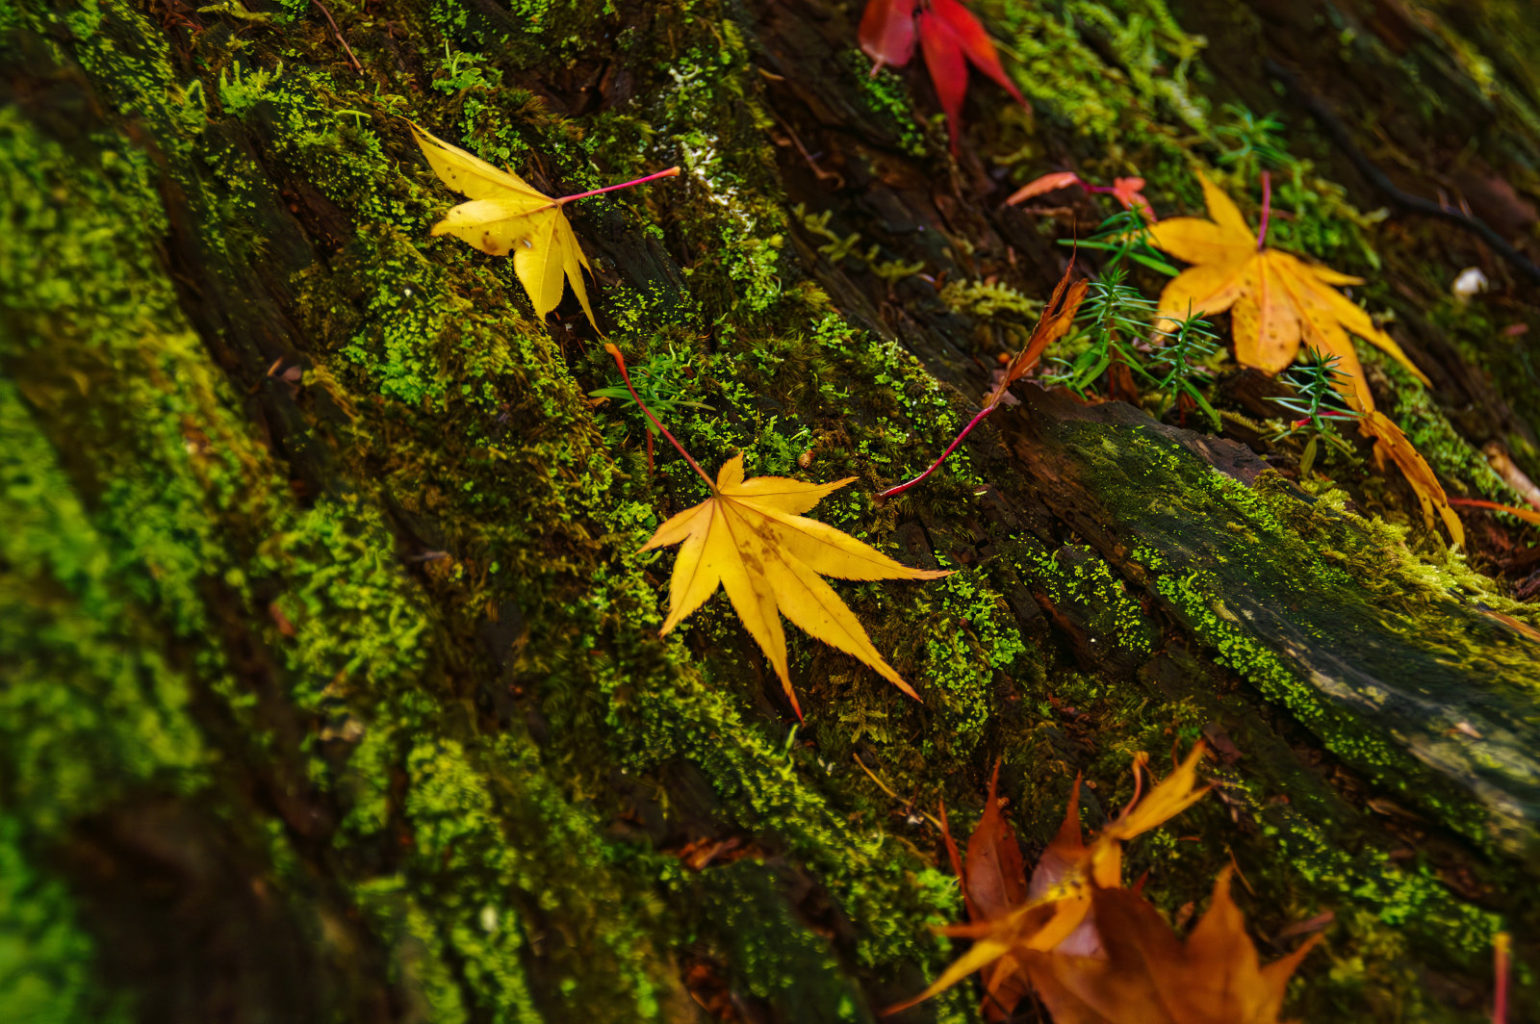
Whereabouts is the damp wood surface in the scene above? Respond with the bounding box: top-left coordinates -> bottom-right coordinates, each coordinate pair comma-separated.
2,1 -> 1539,1022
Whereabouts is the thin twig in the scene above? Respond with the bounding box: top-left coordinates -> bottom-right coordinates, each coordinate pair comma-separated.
1493,931 -> 1510,1024
558,167 -> 681,205
853,754 -> 942,830
311,0 -> 362,76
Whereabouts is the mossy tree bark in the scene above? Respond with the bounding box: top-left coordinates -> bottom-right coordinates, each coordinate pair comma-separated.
2,1 -> 1538,1023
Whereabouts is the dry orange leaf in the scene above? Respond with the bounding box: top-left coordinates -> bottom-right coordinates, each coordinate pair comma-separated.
1360,411 -> 1465,546
988,259 -> 1090,407
881,258 -> 1086,499
1147,172 -> 1426,412
887,745 -> 1211,1015
642,453 -> 950,719
1024,868 -> 1323,1024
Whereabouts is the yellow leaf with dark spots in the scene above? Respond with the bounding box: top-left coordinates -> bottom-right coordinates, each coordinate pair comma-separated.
408,120 -> 597,329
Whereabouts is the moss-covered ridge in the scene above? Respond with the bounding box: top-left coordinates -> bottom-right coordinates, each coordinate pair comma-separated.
1008,388 -> 1540,860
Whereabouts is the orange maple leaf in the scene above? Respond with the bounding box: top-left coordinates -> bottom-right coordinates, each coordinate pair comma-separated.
1146,172 -> 1426,412
1023,868 -> 1323,1024
887,745 -> 1211,1015
1150,173 -> 1464,544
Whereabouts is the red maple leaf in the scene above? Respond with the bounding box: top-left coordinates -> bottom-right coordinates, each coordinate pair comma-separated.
1005,170 -> 1157,221
859,0 -> 1028,152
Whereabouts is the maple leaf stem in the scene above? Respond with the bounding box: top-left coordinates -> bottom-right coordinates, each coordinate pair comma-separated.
878,403 -> 997,499
604,343 -> 716,489
1496,930 -> 1509,1016
1494,931 -> 1510,1024
1448,497 -> 1540,520
558,166 -> 681,205
1257,170 -> 1273,250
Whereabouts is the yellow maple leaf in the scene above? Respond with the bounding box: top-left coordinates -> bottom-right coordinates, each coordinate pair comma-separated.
642,453 -> 950,718
410,122 -> 676,330
1151,173 -> 1463,545
1147,172 -> 1426,412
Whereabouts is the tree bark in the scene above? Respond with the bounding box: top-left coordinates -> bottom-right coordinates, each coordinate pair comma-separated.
2,1 -> 1538,1022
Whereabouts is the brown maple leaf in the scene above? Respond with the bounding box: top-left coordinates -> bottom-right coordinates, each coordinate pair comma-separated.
939,762 -> 1032,1019
887,745 -> 1211,1015
1023,869 -> 1323,1024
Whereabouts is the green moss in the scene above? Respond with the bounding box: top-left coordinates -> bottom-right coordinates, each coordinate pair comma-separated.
840,51 -> 929,157
1012,538 -> 1157,657
3,0 -> 1534,1019
0,816 -> 129,1024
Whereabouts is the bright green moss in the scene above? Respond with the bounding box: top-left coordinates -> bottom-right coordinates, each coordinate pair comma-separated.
1012,538 -> 1157,656
4,0 -> 1534,1020
0,817 -> 129,1024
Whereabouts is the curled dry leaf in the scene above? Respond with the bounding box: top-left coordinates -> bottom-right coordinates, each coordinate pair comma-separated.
880,259 -> 1086,498
986,258 -> 1090,407
642,454 -> 950,719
